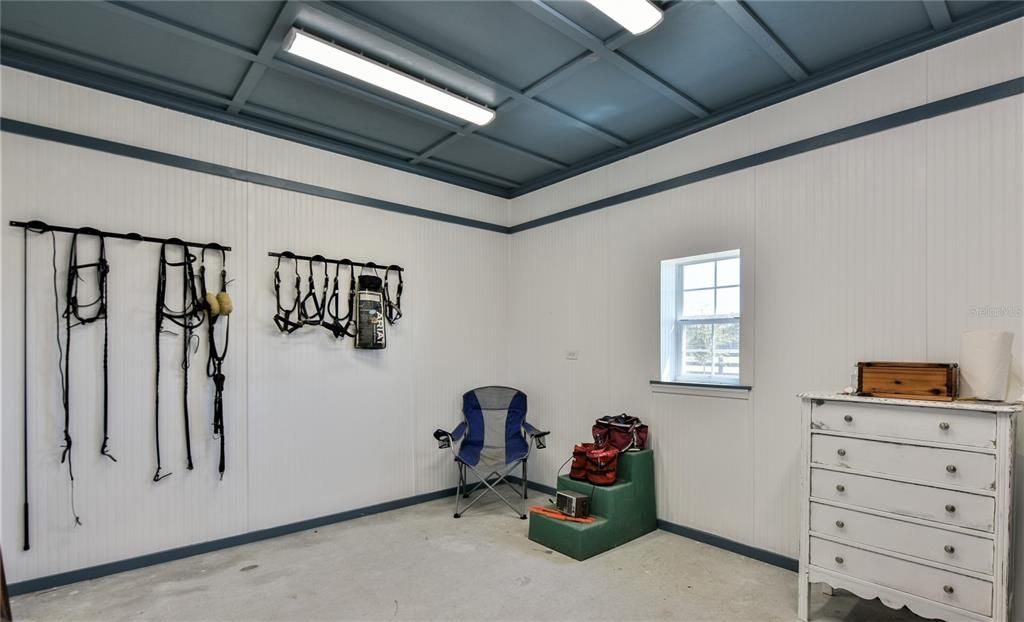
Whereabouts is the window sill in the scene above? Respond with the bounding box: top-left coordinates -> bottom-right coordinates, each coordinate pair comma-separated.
650,380 -> 752,400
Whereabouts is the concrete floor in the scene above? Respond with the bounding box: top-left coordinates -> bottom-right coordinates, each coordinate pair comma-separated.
13,492 -> 925,621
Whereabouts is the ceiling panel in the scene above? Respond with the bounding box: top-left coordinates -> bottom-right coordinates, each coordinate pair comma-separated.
341,1 -> 587,90
1,1 -> 250,97
433,134 -> 562,183
748,1 -> 933,71
121,0 -> 285,50
535,60 -> 696,141
247,69 -> 451,153
620,2 -> 795,110
477,104 -> 615,164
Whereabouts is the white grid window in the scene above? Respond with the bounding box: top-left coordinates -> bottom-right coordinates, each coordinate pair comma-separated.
661,250 -> 740,384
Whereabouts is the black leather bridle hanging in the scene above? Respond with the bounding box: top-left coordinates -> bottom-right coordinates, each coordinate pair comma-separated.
153,239 -> 205,482
322,260 -> 356,339
64,228 -> 116,465
273,253 -> 303,334
299,255 -> 329,327
383,265 -> 404,326
200,245 -> 230,479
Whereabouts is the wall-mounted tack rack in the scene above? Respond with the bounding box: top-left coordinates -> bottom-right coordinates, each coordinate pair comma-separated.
267,250 -> 403,271
9,220 -> 232,251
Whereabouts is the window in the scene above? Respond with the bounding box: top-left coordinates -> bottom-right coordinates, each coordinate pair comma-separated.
661,250 -> 741,384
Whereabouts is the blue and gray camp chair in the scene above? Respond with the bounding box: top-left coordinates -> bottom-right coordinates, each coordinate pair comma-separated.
434,387 -> 549,519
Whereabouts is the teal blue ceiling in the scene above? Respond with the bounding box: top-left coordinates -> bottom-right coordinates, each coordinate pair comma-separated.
1,1 -> 1021,197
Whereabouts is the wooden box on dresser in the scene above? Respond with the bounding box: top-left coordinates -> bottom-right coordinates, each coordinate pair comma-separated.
798,393 -> 1019,622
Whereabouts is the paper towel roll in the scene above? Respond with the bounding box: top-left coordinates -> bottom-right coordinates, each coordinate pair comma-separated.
959,330 -> 1014,401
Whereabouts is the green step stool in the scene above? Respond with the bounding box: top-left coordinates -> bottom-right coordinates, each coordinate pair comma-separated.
528,449 -> 656,560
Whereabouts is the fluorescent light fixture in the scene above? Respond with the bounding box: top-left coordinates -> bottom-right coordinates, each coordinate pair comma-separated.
283,29 -> 495,126
586,0 -> 663,35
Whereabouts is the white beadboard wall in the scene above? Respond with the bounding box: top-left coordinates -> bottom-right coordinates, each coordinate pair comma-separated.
1,66 -> 508,583
2,15 -> 1023,595
507,19 -> 1024,604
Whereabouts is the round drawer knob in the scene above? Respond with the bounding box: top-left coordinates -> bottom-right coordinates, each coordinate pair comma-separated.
835,484 -> 846,493
939,422 -> 950,431
835,520 -> 845,529
943,585 -> 955,595
834,556 -> 844,565
944,545 -> 956,554
837,448 -> 846,457
843,415 -> 853,423
945,504 -> 957,513
946,464 -> 957,473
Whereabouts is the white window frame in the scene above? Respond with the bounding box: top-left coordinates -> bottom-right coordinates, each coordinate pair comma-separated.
661,250 -> 741,385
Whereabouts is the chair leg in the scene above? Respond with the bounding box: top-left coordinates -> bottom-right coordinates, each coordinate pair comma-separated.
454,463 -> 463,518
520,459 -> 528,519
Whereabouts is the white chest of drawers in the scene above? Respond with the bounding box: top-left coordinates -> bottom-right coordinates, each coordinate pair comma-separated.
798,393 -> 1019,622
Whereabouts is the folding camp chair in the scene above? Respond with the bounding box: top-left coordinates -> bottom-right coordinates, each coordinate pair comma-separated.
434,387 -> 549,519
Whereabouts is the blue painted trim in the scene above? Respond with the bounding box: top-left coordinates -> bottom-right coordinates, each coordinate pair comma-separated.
510,76 -> 1024,233
657,519 -> 799,572
0,118 -> 511,235
0,48 -> 513,199
510,2 -> 1024,197
3,75 -> 1020,237
7,487 -> 458,596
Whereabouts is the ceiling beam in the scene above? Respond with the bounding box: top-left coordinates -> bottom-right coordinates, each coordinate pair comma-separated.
715,0 -> 808,81
227,2 -> 301,114
515,0 -> 710,118
923,0 -> 954,31
98,1 -> 257,61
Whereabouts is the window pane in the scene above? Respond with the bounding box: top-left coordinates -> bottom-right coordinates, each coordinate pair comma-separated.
681,288 -> 715,318
716,286 -> 740,316
713,322 -> 740,377
716,257 -> 740,286
682,261 -> 714,290
682,323 -> 713,376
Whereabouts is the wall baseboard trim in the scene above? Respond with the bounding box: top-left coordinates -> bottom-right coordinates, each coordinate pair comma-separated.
10,478 -> 797,596
657,519 -> 798,572
7,486 -> 457,597
519,477 -> 797,573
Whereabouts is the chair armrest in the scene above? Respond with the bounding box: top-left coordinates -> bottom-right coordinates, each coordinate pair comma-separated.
433,422 -> 466,449
523,422 -> 549,449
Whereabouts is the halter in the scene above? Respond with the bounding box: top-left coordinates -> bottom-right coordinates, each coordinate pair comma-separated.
200,244 -> 230,479
299,255 -> 329,327
383,265 -> 404,325
273,253 -> 302,334
154,239 -> 205,482
322,260 -> 356,339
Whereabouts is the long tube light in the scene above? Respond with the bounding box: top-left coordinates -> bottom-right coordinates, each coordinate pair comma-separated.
586,0 -> 663,35
283,29 -> 496,126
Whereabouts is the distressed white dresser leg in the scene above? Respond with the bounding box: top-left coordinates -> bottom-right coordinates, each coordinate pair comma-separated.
797,575 -> 810,621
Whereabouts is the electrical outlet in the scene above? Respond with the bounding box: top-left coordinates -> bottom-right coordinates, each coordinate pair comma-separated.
566,350 -> 579,360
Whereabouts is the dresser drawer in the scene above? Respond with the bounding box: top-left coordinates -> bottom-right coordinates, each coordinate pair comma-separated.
810,502 -> 994,574
811,402 -> 996,448
811,435 -> 996,491
810,536 -> 993,616
810,469 -> 995,532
